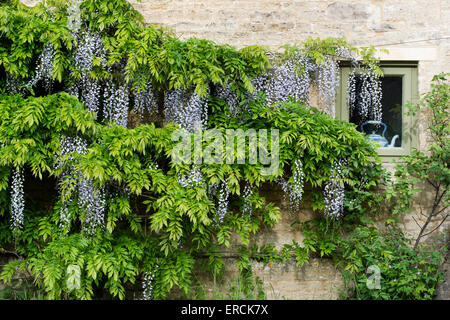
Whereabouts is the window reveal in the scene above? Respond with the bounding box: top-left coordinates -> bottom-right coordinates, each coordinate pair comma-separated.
349,76 -> 403,148
337,65 -> 418,160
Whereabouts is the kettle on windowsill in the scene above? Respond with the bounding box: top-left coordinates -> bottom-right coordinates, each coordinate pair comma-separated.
360,120 -> 399,148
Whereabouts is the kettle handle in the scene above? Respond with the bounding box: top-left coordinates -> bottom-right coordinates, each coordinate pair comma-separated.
360,121 -> 387,137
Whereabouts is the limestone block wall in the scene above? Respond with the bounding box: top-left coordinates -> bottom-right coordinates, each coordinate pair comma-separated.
204,185 -> 345,300
193,258 -> 344,299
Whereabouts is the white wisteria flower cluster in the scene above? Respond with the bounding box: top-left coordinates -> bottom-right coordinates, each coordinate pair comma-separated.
68,30 -> 105,115
54,136 -> 108,235
214,83 -> 240,115
263,54 -> 315,106
323,159 -> 349,219
177,165 -> 205,188
277,158 -> 304,211
242,184 -> 253,217
164,89 -> 209,132
133,80 -> 158,119
142,267 -> 158,300
54,136 -> 88,172
79,179 -> 107,236
315,57 -> 340,117
334,47 -> 359,66
55,135 -> 89,233
26,43 -> 55,92
347,67 -> 383,122
59,201 -> 72,235
5,72 -> 24,95
10,167 -> 25,232
247,52 -> 346,117
215,181 -> 230,224
66,0 -> 82,36
104,81 -> 130,127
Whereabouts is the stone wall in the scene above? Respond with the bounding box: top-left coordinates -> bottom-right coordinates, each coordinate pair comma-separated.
193,258 -> 345,300
191,184 -> 347,300
126,0 -> 449,105
16,0 -> 450,299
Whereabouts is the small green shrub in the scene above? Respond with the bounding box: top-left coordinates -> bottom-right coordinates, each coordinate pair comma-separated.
385,73 -> 449,249
339,225 -> 445,300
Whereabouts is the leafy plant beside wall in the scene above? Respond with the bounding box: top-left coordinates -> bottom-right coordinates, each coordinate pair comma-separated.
386,73 -> 449,249
0,0 -> 446,300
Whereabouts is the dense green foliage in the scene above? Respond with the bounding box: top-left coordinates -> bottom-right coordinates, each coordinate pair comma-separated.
0,0 -> 269,97
0,89 -> 384,299
303,221 -> 444,300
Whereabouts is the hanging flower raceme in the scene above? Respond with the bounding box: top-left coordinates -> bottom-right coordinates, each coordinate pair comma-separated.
215,181 -> 230,224
79,179 -> 107,236
10,167 -> 25,232
5,72 -> 24,95
277,159 -> 304,211
133,80 -> 158,119
72,31 -> 105,76
59,201 -> 72,234
323,159 -> 348,219
347,67 -> 383,122
142,266 -> 158,300
54,136 -> 88,172
242,184 -> 253,217
104,81 -> 130,127
177,165 -> 205,188
26,43 -> 55,92
207,182 -> 218,198
334,47 -> 359,67
68,30 -> 105,115
250,74 -> 268,95
55,137 -> 107,236
315,57 -> 340,117
164,88 -> 209,132
66,0 -> 82,36
54,136 -> 112,236
54,135 -> 88,234
264,53 -> 316,107
214,83 -> 240,115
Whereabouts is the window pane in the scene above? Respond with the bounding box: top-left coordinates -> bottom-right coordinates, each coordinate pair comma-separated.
349,76 -> 403,148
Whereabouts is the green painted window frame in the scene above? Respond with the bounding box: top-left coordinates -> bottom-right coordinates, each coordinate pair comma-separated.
336,63 -> 419,162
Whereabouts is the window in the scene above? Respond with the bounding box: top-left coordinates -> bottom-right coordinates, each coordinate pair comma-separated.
336,63 -> 418,161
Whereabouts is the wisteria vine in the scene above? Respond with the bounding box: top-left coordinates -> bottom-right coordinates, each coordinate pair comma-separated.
278,158 -> 304,212
79,179 -> 107,236
215,181 -> 230,224
142,265 -> 159,300
10,167 -> 25,232
323,159 -> 348,219
104,81 -> 130,127
26,43 -> 55,92
54,135 -> 89,233
164,88 -> 209,132
68,30 -> 105,115
178,165 -> 205,188
347,67 -> 383,122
